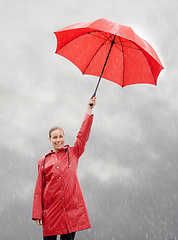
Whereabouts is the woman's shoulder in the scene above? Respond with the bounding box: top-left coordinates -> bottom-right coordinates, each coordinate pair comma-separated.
37,150 -> 53,166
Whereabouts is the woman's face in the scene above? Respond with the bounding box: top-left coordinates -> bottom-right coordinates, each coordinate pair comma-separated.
49,129 -> 65,152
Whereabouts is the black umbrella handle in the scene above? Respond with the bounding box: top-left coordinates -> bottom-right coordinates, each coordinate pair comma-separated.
89,93 -> 96,106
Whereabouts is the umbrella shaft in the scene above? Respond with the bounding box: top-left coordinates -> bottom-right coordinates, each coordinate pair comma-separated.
92,35 -> 116,97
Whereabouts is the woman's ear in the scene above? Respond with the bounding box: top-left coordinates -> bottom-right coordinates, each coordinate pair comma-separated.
48,137 -> 52,143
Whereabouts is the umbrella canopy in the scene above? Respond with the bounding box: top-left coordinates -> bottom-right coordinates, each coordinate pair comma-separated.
54,18 -> 163,95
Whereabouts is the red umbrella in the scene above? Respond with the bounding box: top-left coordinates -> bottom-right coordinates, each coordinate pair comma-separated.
54,18 -> 163,98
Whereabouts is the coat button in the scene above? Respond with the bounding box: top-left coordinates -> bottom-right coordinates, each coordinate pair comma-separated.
57,167 -> 59,169
61,187 -> 63,190
59,177 -> 61,179
62,198 -> 64,200
63,208 -> 65,210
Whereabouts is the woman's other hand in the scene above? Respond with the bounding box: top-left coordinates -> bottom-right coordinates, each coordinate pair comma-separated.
35,219 -> 43,225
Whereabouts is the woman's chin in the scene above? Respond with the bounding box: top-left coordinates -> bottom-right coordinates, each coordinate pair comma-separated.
54,145 -> 64,152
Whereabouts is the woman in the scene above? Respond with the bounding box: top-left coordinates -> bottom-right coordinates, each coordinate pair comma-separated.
32,96 -> 96,240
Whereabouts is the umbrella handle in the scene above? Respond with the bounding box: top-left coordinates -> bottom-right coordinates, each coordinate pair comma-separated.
89,93 -> 96,106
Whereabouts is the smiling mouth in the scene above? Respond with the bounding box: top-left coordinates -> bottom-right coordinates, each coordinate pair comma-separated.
55,142 -> 62,147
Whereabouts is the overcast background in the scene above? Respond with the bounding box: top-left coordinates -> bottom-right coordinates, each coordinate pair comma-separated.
0,0 -> 178,239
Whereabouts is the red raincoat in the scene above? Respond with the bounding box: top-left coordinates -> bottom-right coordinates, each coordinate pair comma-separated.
32,113 -> 93,236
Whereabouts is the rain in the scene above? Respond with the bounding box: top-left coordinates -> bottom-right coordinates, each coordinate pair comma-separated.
0,0 -> 178,239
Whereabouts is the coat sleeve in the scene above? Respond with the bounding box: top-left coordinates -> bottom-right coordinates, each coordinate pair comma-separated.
73,113 -> 94,158
32,158 -> 44,220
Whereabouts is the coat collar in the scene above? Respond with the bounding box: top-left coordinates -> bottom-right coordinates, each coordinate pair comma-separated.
45,145 -> 69,156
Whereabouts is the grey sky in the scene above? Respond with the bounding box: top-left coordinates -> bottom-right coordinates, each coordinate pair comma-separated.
0,0 -> 178,239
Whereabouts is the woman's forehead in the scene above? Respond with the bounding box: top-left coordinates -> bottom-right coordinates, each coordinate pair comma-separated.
51,128 -> 64,136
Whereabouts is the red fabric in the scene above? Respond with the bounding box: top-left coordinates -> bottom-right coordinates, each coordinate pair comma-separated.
54,18 -> 163,87
32,114 -> 93,236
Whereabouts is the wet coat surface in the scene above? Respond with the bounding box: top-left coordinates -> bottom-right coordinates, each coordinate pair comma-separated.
32,114 -> 93,236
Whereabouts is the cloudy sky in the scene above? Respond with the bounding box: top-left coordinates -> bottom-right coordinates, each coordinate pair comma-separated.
0,0 -> 178,239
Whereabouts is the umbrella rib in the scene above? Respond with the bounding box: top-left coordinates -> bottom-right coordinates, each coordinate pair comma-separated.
55,30 -> 100,53
117,44 -> 140,51
114,44 -> 123,52
115,41 -> 140,51
116,38 -> 156,86
142,51 -> 157,85
132,42 -> 157,85
118,36 -> 125,87
89,32 -> 108,41
107,41 -> 140,51
115,36 -> 140,50
82,34 -> 113,74
89,31 -> 109,41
